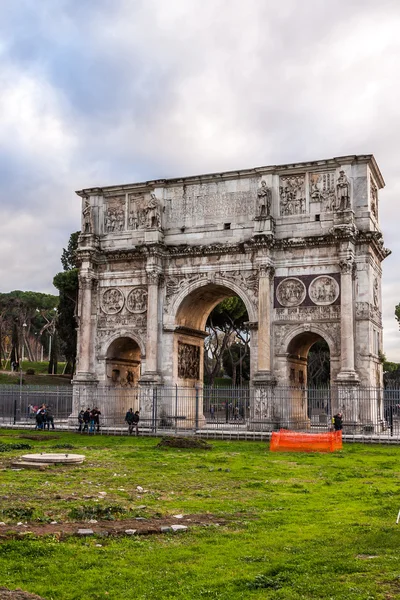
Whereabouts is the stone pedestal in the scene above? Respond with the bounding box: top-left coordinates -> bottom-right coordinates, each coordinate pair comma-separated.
71,377 -> 99,425
144,229 -> 164,244
254,216 -> 275,236
251,380 -> 278,431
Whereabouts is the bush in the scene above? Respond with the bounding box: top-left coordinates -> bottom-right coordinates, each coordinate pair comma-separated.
0,442 -> 32,452
1,506 -> 35,520
26,368 -> 35,375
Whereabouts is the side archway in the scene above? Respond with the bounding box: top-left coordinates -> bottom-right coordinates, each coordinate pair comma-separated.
105,334 -> 143,387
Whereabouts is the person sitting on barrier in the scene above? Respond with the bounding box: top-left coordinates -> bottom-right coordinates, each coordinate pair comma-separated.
91,407 -> 101,433
125,408 -> 135,434
333,412 -> 343,431
78,409 -> 85,432
82,408 -> 91,433
45,405 -> 55,430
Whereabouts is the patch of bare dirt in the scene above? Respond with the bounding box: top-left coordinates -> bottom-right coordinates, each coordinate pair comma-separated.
156,437 -> 212,450
0,513 -> 225,539
0,588 -> 45,600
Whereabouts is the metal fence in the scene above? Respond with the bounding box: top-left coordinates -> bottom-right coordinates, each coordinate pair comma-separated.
1,383 -> 400,440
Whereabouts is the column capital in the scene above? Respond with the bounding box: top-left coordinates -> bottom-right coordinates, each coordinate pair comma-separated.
146,270 -> 162,285
339,258 -> 354,274
258,265 -> 275,279
79,274 -> 96,290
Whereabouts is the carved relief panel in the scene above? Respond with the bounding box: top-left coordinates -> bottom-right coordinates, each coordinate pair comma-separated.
178,342 -> 200,379
164,269 -> 259,314
126,287 -> 148,313
101,288 -> 125,314
279,175 -> 306,216
309,172 -> 336,212
104,197 -> 125,233
276,278 -> 306,307
308,276 -> 340,305
128,192 -> 162,230
274,322 -> 340,355
370,177 -> 378,219
274,274 -> 341,308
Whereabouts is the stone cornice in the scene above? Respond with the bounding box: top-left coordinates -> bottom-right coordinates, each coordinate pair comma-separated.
95,229 -> 390,263
75,154 -> 382,197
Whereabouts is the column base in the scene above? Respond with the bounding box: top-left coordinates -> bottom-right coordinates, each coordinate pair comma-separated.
334,378 -> 361,433
336,370 -> 360,383
139,372 -> 162,385
253,371 -> 276,384
71,377 -> 99,426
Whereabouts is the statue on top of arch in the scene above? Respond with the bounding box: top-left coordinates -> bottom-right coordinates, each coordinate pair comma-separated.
257,180 -> 272,218
336,170 -> 351,211
146,193 -> 162,229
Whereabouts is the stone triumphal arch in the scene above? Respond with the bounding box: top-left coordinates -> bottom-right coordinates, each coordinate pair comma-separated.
74,155 -> 390,429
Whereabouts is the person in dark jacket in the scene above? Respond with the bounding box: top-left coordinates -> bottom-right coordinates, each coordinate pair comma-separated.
78,409 -> 85,432
91,407 -> 101,433
333,412 -> 343,431
125,408 -> 135,434
132,411 -> 140,436
45,405 -> 55,430
82,408 -> 91,433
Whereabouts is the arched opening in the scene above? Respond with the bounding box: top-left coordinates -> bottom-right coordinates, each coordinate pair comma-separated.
106,337 -> 141,387
286,331 -> 331,428
173,283 -> 251,426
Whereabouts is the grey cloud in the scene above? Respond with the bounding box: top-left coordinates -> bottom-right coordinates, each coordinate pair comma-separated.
0,0 -> 399,359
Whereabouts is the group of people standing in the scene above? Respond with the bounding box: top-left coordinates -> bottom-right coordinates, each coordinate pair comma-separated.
78,407 -> 101,433
125,409 -> 140,435
29,404 -> 54,430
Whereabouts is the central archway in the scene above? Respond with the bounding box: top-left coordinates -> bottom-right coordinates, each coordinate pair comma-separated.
173,282 -> 253,387
164,282 -> 254,429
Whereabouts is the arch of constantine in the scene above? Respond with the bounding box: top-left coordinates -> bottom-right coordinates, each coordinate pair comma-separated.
74,154 -> 390,430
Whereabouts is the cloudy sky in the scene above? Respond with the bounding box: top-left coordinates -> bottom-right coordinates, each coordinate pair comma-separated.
0,0 -> 399,360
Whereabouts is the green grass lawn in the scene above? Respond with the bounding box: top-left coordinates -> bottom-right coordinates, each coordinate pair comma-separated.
0,361 -> 70,386
0,431 -> 400,599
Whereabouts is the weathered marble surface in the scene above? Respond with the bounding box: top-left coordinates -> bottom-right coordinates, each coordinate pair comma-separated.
73,155 -> 390,429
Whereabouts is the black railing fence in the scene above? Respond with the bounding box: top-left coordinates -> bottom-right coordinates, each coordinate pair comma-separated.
0,384 -> 400,439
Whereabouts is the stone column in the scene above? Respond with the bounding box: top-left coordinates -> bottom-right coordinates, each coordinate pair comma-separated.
252,266 -> 277,430
143,269 -> 161,380
72,272 -> 98,422
77,274 -> 94,376
337,258 -> 358,381
256,265 -> 274,377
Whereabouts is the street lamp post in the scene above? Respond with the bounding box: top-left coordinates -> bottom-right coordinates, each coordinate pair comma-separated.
17,323 -> 27,424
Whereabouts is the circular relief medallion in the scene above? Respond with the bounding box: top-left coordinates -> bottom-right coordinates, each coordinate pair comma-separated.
101,288 -> 124,314
276,278 -> 306,307
126,287 -> 148,313
308,276 -> 339,306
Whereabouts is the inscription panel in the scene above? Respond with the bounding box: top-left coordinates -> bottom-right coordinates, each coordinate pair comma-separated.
164,178 -> 258,226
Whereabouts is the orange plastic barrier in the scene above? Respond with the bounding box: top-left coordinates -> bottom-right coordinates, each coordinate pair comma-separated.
270,429 -> 342,453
